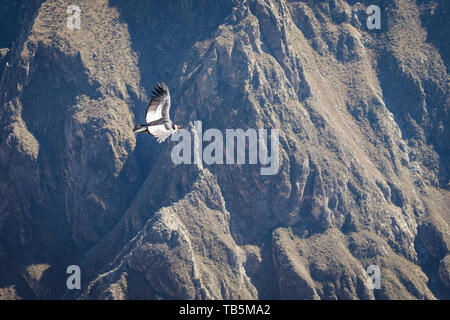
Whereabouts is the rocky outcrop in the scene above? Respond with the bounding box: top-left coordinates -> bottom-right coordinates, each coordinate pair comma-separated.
80,167 -> 256,299
0,0 -> 448,299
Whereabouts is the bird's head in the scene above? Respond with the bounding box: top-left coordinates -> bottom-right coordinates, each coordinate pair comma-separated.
172,123 -> 182,132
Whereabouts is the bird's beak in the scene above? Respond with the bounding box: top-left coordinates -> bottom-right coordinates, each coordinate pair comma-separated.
177,125 -> 182,130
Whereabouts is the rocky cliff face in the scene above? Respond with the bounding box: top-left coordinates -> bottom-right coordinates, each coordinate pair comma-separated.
0,0 -> 448,299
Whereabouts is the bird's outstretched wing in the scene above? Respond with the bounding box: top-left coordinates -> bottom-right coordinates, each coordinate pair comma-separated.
146,82 -> 171,124
147,124 -> 173,143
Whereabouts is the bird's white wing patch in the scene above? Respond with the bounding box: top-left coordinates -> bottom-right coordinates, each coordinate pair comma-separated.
146,104 -> 163,123
145,82 -> 170,124
147,125 -> 173,143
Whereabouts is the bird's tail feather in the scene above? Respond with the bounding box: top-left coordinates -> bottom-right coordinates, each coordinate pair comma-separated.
133,124 -> 147,133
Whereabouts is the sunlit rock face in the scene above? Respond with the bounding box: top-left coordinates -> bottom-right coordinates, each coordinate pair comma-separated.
0,0 -> 448,299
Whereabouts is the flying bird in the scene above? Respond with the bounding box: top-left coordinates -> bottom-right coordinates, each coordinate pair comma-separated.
133,82 -> 181,143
